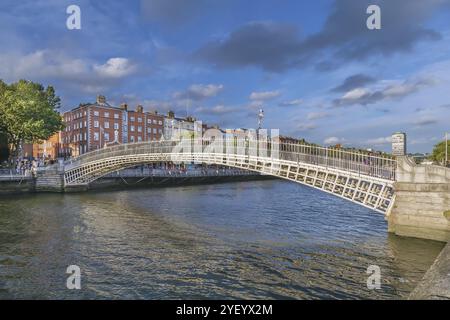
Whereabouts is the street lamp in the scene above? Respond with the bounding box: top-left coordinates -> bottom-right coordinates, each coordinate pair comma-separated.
257,108 -> 264,130
446,132 -> 448,166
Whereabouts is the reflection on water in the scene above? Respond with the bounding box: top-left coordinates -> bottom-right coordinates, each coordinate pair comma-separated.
0,180 -> 444,299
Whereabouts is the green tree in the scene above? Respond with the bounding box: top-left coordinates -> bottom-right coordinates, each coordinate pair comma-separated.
429,140 -> 450,165
0,79 -> 64,163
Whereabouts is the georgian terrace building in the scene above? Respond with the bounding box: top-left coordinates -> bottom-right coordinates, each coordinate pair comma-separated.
61,96 -> 164,157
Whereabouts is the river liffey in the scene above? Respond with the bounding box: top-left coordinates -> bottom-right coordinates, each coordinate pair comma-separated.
0,180 -> 445,299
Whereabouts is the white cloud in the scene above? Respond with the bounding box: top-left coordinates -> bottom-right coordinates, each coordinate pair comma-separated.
195,104 -> 234,115
341,88 -> 370,100
174,84 -> 224,100
279,99 -> 303,106
334,76 -> 436,107
93,58 -> 137,78
307,112 -> 329,121
324,136 -> 344,145
365,136 -> 392,145
296,122 -> 317,131
0,50 -> 138,93
249,90 -> 281,101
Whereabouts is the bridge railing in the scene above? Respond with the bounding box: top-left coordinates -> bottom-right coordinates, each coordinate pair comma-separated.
64,138 -> 396,181
277,142 -> 396,180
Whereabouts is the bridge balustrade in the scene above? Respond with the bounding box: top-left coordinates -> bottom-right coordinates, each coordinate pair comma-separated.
65,138 -> 396,181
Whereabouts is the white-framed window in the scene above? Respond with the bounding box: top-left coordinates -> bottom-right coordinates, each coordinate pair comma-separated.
104,122 -> 110,129
104,112 -> 110,118
137,126 -> 142,132
147,119 -> 151,124
94,121 -> 99,128
130,125 -> 135,132
94,132 -> 99,141
114,113 -> 119,119
137,136 -> 142,142
147,128 -> 151,133
130,116 -> 135,122
114,123 -> 119,130
138,117 -> 142,123
130,136 -> 135,142
153,128 -> 157,134
94,111 -> 99,116
104,133 -> 110,141
158,120 -> 162,125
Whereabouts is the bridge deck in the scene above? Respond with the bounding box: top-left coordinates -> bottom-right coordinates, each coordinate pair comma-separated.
62,139 -> 396,214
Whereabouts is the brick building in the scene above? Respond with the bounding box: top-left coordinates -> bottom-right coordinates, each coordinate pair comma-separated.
61,96 -> 164,157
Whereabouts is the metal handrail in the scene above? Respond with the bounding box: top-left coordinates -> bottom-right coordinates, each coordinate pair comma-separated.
64,139 -> 397,181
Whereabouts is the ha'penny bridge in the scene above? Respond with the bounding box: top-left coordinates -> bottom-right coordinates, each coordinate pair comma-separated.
63,138 -> 396,213
29,137 -> 450,299
33,138 -> 449,242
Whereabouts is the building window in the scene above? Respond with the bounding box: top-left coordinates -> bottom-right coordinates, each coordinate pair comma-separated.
138,117 -> 142,123
153,128 -> 157,134
104,112 -> 110,118
137,136 -> 142,142
104,133 -> 110,141
130,116 -> 135,122
158,120 -> 162,125
114,123 -> 119,130
94,111 -> 99,116
130,136 -> 135,142
114,113 -> 119,119
94,121 -> 99,128
137,126 -> 142,132
94,132 -> 99,141
104,122 -> 110,129
130,125 -> 135,132
147,119 -> 151,124
147,128 -> 151,133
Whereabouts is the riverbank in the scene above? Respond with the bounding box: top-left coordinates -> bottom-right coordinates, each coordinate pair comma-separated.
0,176 -> 34,194
0,171 -> 272,195
409,242 -> 450,299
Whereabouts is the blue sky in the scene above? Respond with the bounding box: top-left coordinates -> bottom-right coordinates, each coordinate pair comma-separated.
1,0 -> 450,152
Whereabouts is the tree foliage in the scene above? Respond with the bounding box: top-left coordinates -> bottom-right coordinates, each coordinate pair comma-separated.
429,139 -> 450,164
0,79 -> 64,161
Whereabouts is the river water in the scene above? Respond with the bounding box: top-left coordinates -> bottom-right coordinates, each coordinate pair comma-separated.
0,180 -> 444,299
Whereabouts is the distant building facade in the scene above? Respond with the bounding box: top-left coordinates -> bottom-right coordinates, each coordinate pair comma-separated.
163,111 -> 206,140
61,96 -> 164,157
392,132 -> 407,156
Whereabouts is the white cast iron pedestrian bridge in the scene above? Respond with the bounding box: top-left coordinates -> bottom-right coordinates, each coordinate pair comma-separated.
63,138 -> 397,214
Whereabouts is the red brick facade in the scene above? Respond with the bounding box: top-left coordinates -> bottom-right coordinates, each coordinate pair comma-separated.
60,96 -> 164,157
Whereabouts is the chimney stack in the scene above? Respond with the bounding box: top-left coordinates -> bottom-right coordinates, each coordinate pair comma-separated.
120,103 -> 128,111
136,105 -> 143,113
96,95 -> 106,105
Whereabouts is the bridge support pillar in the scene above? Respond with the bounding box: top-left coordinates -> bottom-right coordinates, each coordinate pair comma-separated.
387,157 -> 450,243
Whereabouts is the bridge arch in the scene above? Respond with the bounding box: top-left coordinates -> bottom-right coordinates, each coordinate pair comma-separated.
63,139 -> 396,214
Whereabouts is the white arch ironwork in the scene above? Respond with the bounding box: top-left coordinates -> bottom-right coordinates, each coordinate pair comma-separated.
63,139 -> 397,214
